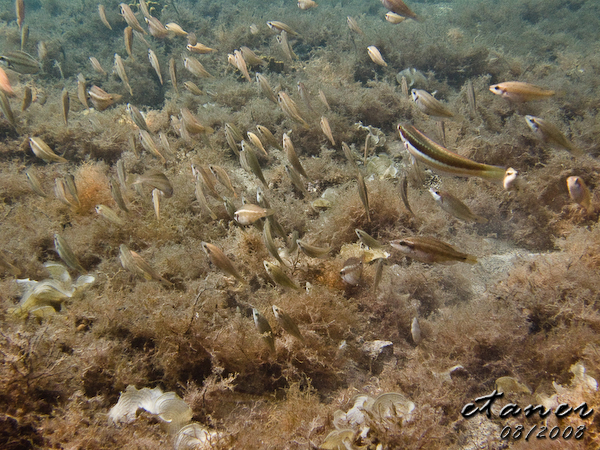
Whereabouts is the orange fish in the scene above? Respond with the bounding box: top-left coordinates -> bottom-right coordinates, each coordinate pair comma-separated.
489,81 -> 555,102
0,67 -> 15,97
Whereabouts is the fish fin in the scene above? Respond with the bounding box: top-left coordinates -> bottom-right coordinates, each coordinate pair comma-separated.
465,254 -> 478,265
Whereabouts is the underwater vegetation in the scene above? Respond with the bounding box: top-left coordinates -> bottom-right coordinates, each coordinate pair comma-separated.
1,0 -> 600,448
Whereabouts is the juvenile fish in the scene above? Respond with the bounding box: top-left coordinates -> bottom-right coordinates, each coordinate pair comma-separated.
386,12 -> 406,23
367,46 -> 387,67
320,116 -> 335,146
89,56 -> 107,77
272,305 -> 304,342
194,175 -> 217,220
283,133 -> 309,178
95,204 -> 125,225
61,88 -> 70,125
133,170 -> 173,197
266,20 -> 300,36
357,171 -> 371,222
88,84 -> 122,111
109,176 -> 129,212
148,49 -> 163,85
346,16 -> 364,35
187,42 -> 216,54
0,91 -> 16,127
398,124 -> 507,182
489,81 -> 555,102
429,188 -> 487,223
114,53 -> 133,95
169,57 -> 178,93
98,4 -> 112,30
318,89 -> 331,111
278,91 -> 309,128
0,50 -> 40,74
29,137 -> 67,163
264,261 -> 300,290
0,66 -> 14,97
340,257 -> 363,286
411,317 -> 421,344
411,89 -> 454,119
372,258 -> 384,293
256,73 -> 278,104
503,167 -> 519,191
296,239 -> 330,258
145,15 -> 168,39
166,22 -> 188,36
234,204 -> 273,225
119,3 -> 146,34
240,46 -> 265,67
25,168 -> 46,197
119,244 -> 173,286
126,103 -> 150,133
152,188 -> 161,221
380,0 -> 419,20
285,165 -> 309,197
16,0 -> 25,30
183,57 -> 212,78
256,125 -> 281,150
263,220 -> 285,266
566,176 -> 591,211
77,74 -> 88,108
390,236 -> 477,264
355,229 -> 382,249
297,0 -> 317,10
400,173 -> 415,217
201,242 -> 245,284
253,308 -> 275,353
209,164 -> 237,198
22,85 -> 32,111
138,130 -> 166,164
247,131 -> 268,156
277,31 -> 297,61
240,142 -> 268,188
233,50 -> 252,82
54,233 -> 85,273
525,115 -> 581,155
183,81 -> 203,96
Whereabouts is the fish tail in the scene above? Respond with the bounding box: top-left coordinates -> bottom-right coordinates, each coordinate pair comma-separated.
464,254 -> 478,265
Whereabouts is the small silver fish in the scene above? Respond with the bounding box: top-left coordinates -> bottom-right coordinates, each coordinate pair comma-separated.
240,142 -> 268,188
253,308 -> 275,353
283,133 -> 309,179
54,233 -> 85,273
95,204 -> 125,225
126,103 -> 150,133
296,239 -> 330,258
367,46 -> 387,67
525,115 -> 581,155
411,89 -> 454,119
272,305 -> 304,342
234,204 -> 273,226
113,53 -> 133,95
29,137 -> 67,163
390,236 -> 477,265
61,88 -> 70,126
320,116 -> 335,146
357,172 -> 371,222
340,257 -> 363,286
25,168 -> 46,197
264,261 -> 300,290
201,242 -> 245,284
429,188 -> 487,223
411,317 -> 421,344
566,176 -> 591,211
119,244 -> 173,286
133,170 -> 173,197
109,176 -> 129,212
355,229 -> 382,249
148,49 -> 163,85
